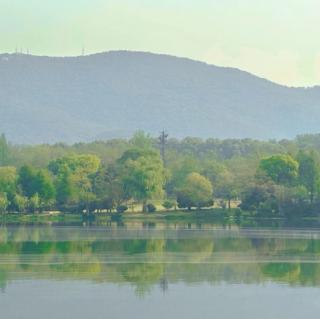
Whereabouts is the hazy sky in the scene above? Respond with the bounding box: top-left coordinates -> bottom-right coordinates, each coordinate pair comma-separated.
1,0 -> 320,86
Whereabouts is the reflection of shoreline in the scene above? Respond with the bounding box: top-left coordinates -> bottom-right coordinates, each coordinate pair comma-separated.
1,253 -> 320,264
1,224 -> 320,294
0,261 -> 317,295
3,226 -> 320,242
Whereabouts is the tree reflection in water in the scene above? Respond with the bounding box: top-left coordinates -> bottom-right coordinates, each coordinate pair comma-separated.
1,220 -> 320,296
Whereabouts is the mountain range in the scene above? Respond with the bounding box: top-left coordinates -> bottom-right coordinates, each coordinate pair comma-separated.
0,50 -> 319,144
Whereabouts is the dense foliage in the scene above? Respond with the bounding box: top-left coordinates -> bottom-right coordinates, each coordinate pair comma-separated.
2,131 -> 320,215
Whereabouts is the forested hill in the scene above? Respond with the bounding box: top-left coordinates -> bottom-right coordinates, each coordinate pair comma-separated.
0,50 -> 320,144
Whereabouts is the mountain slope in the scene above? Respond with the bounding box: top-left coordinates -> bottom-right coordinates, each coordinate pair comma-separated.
0,51 -> 319,144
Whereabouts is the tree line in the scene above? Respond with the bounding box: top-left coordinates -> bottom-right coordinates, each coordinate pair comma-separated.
1,132 -> 320,215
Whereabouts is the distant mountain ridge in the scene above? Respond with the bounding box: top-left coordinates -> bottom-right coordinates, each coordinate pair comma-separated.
0,50 -> 319,144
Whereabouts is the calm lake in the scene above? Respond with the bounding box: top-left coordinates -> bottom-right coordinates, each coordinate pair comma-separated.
1,218 -> 320,318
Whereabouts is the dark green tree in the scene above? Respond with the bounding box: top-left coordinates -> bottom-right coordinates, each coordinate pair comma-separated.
259,154 -> 299,185
118,148 -> 165,211
0,166 -> 17,203
18,165 -> 37,197
18,166 -> 55,208
296,151 -> 320,202
177,172 -> 213,210
34,169 -> 56,205
94,164 -> 127,212
0,134 -> 9,166
55,169 -> 75,206
49,154 -> 100,211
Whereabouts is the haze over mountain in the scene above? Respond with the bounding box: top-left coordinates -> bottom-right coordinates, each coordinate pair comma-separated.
0,50 -> 319,144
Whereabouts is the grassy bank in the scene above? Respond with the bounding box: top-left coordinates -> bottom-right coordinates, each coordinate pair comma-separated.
0,208 -> 244,225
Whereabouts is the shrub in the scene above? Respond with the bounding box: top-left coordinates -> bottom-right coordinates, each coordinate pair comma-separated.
147,203 -> 157,213
116,205 -> 128,213
162,200 -> 175,210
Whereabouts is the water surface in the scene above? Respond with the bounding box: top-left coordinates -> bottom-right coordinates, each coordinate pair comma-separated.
1,219 -> 320,318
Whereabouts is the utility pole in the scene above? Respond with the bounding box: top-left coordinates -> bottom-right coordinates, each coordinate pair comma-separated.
159,130 -> 168,166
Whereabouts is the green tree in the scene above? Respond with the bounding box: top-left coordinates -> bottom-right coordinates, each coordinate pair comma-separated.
48,154 -> 100,176
202,160 -> 226,185
214,170 -> 238,209
55,169 -> 75,205
296,151 -> 320,202
177,172 -> 213,210
0,166 -> 17,206
18,166 -> 56,208
259,154 -> 299,185
0,134 -> 9,166
0,193 -> 8,213
130,131 -> 153,150
34,169 -> 56,206
240,181 -> 278,214
28,193 -> 40,213
166,157 -> 200,195
49,154 -> 101,211
13,194 -> 28,213
18,165 -> 37,197
94,164 -> 128,212
119,148 -> 165,211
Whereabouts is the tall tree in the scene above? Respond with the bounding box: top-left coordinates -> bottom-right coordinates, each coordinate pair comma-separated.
130,131 -> 153,150
177,172 -> 213,210
259,154 -> 299,185
18,166 -> 55,208
49,154 -> 100,211
0,193 -> 8,213
118,148 -> 165,211
55,168 -> 75,205
0,166 -> 17,197
94,164 -> 127,211
296,151 -> 320,202
34,169 -> 56,206
0,134 -> 9,166
18,165 -> 37,197
214,170 -> 237,209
